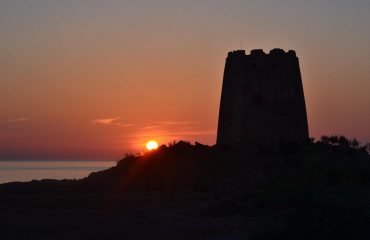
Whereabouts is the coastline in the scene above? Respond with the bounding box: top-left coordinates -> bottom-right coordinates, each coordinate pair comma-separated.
0,160 -> 115,184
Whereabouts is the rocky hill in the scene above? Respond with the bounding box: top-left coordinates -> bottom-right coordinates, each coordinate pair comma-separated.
1,139 -> 370,239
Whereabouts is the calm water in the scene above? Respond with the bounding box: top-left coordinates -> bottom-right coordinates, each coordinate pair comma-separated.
0,160 -> 116,184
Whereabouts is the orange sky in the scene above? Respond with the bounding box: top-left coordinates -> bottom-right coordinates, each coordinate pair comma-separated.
1,1 -> 370,159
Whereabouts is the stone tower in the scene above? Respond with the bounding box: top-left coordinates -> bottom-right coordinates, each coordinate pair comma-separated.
217,48 -> 309,146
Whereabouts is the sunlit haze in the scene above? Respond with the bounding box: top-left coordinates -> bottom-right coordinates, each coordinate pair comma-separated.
1,0 -> 370,159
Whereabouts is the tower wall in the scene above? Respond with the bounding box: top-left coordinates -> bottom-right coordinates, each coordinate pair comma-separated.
217,48 -> 309,146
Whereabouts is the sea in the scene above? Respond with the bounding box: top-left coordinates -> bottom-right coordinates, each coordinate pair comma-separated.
0,160 -> 116,184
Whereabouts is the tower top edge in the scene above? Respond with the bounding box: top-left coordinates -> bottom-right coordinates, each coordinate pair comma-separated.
227,48 -> 297,58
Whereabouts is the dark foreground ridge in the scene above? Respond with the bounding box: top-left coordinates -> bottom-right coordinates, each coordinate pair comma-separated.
1,139 -> 370,239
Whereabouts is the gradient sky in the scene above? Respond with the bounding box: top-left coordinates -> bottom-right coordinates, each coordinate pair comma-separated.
1,0 -> 370,159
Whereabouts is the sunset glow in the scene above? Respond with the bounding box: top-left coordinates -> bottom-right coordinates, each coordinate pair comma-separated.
0,1 -> 370,159
146,141 -> 159,151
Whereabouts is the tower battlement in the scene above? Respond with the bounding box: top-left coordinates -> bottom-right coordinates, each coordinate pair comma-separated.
217,48 -> 309,146
227,50 -> 246,58
227,48 -> 297,57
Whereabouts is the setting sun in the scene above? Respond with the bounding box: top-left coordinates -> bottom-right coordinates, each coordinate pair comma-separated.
146,140 -> 159,151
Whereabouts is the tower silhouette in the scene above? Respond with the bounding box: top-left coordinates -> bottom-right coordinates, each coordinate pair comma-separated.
217,49 -> 309,146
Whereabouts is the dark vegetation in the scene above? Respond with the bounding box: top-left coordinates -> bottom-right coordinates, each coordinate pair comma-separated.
1,136 -> 370,239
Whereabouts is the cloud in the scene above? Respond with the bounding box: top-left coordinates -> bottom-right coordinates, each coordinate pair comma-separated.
4,117 -> 28,122
119,130 -> 216,138
155,121 -> 199,125
176,130 -> 216,136
93,118 -> 135,128
121,124 -> 136,128
141,125 -> 161,130
94,118 -> 119,125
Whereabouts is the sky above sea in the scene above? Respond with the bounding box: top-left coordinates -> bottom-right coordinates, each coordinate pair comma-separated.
1,0 -> 370,159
